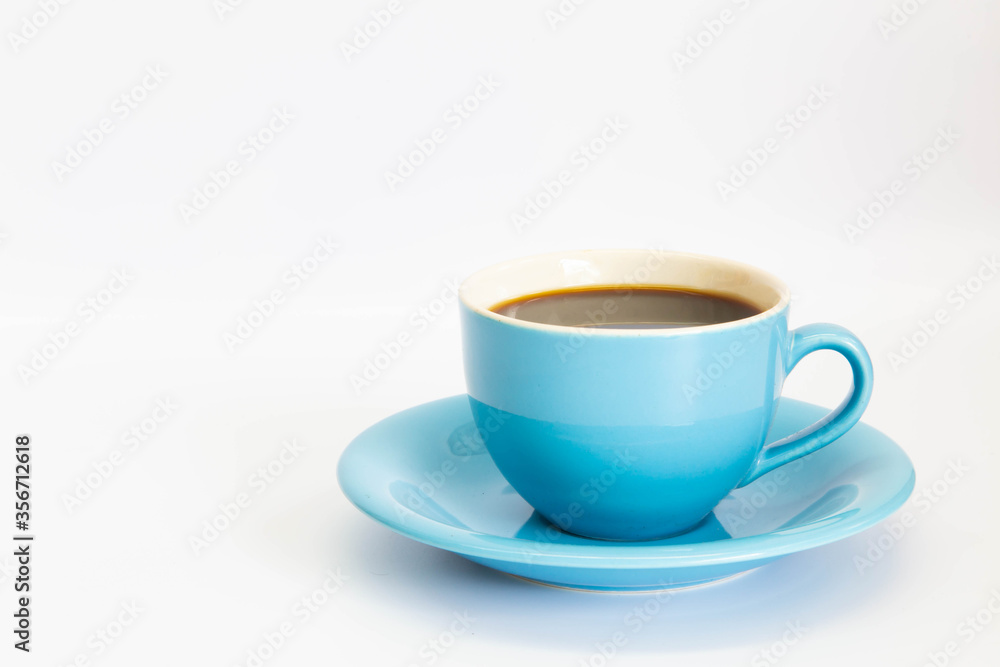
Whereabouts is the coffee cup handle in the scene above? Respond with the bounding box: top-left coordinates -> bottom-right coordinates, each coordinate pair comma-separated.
737,323 -> 874,487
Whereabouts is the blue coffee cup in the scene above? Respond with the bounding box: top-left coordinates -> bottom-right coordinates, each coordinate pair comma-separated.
459,249 -> 873,541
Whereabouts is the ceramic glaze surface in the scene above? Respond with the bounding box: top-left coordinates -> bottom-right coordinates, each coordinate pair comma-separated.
459,250 -> 874,540
337,396 -> 915,592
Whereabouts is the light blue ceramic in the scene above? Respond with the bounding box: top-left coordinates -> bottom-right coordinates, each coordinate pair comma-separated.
459,250 -> 874,540
337,396 -> 914,592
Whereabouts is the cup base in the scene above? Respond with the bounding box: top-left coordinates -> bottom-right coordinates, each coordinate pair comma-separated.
539,510 -> 729,544
504,569 -> 752,593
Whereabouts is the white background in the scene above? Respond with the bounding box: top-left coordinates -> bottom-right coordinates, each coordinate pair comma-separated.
2,0 -> 999,665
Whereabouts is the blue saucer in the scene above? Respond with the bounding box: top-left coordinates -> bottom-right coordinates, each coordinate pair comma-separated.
338,396 -> 914,592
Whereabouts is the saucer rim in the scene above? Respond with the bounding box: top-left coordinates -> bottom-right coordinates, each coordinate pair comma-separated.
338,395 -> 915,570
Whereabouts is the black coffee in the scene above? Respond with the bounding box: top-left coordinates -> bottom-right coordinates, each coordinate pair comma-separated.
492,286 -> 761,330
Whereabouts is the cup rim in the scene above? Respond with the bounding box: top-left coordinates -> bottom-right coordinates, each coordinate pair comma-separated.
459,249 -> 791,337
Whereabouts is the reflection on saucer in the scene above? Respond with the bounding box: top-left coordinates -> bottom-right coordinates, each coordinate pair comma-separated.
774,485 -> 861,534
389,480 -> 471,530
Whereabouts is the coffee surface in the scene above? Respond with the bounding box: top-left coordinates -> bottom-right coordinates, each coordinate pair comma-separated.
492,286 -> 761,329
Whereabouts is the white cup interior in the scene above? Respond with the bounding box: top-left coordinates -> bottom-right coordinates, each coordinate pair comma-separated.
460,249 -> 790,335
